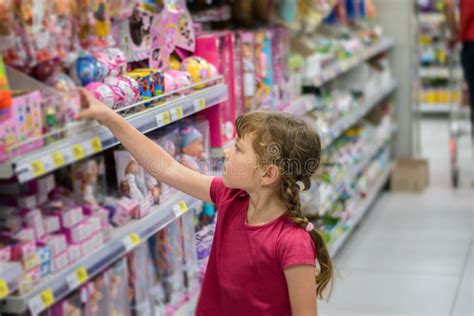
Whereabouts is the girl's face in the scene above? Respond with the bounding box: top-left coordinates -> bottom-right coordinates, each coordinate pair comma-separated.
223,135 -> 261,192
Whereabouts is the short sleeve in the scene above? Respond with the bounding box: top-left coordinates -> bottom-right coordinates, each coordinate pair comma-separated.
277,229 -> 316,270
209,177 -> 226,205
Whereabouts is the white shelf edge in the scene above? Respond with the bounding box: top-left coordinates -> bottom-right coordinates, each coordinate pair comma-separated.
0,193 -> 202,314
321,80 -> 397,150
417,103 -> 451,113
318,131 -> 394,216
328,166 -> 392,257
303,37 -> 395,87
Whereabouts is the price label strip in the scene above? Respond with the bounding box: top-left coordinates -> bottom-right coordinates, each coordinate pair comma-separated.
31,160 -> 46,177
0,279 -> 9,299
52,151 -> 65,167
170,106 -> 184,121
194,98 -> 206,112
156,111 -> 171,128
173,200 -> 188,216
89,137 -> 103,154
71,144 -> 85,160
66,266 -> 89,290
123,233 -> 141,252
28,288 -> 55,315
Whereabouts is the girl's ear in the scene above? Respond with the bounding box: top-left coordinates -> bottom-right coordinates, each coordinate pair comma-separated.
261,164 -> 281,187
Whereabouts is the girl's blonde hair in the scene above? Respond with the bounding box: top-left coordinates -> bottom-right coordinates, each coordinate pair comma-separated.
236,110 -> 333,299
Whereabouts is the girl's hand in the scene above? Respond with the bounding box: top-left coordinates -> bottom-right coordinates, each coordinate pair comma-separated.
76,88 -> 117,126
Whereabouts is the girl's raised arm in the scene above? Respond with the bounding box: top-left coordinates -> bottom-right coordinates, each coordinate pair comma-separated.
78,89 -> 214,203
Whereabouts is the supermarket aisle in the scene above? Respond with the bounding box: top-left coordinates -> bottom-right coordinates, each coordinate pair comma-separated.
319,118 -> 473,316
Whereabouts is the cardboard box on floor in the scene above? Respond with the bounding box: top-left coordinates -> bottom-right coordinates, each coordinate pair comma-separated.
391,159 -> 429,192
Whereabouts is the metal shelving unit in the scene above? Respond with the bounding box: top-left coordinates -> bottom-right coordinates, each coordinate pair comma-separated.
303,37 -> 395,87
328,165 -> 392,257
0,193 -> 202,314
0,83 -> 228,183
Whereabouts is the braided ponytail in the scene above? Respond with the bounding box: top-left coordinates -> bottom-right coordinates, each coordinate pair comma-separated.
280,175 -> 334,299
235,110 -> 334,299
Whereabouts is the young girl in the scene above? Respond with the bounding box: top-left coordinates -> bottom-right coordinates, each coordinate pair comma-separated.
78,89 -> 334,315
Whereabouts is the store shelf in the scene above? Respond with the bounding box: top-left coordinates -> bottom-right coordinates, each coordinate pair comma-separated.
0,263 -> 22,300
191,5 -> 231,22
418,103 -> 451,113
303,37 -> 395,87
419,66 -> 462,79
418,13 -> 444,24
0,83 -> 228,183
328,165 -> 392,257
319,130 -> 395,216
321,80 -> 397,150
0,193 -> 202,314
284,95 -> 319,116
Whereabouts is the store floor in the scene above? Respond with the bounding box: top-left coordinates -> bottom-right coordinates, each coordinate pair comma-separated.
319,118 -> 473,316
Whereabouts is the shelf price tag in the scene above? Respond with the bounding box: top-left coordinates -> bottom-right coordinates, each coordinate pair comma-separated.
90,137 -> 103,153
156,111 -> 171,127
52,151 -> 65,167
123,233 -> 141,251
173,200 -> 188,216
31,160 -> 46,177
0,279 -> 9,299
72,144 -> 85,160
194,98 -> 206,112
28,288 -> 55,315
170,106 -> 184,121
66,266 -> 89,289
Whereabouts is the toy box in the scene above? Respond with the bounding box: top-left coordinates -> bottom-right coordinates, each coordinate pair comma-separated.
194,32 -> 237,148
72,157 -> 107,206
0,90 -> 43,161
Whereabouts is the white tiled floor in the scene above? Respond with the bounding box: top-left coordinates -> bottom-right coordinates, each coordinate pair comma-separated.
319,118 -> 474,316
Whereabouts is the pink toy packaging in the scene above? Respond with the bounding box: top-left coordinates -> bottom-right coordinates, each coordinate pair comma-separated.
114,150 -> 153,214
47,289 -> 84,316
149,4 -> 195,70
148,220 -> 186,306
271,27 -> 290,111
72,157 -> 107,206
127,243 -> 156,316
84,269 -> 111,316
108,258 -> 131,316
0,90 -> 43,162
175,119 -> 210,175
194,32 -> 237,149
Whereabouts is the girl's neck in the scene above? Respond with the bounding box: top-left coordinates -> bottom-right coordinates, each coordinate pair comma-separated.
246,190 -> 287,226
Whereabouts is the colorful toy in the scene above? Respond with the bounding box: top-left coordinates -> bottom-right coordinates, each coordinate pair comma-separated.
181,56 -> 212,88
94,47 -> 127,77
70,54 -> 106,86
176,124 -> 205,172
85,82 -> 116,108
149,4 -> 195,69
165,70 -> 192,92
105,76 -> 141,105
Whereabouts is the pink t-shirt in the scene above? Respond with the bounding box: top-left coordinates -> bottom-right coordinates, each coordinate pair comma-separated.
196,177 -> 316,316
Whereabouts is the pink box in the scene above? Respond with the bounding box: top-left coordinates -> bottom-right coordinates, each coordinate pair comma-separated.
43,234 -> 67,257
26,265 -> 42,284
18,195 -> 38,209
85,216 -> 102,235
11,239 -> 36,261
21,252 -> 40,271
62,221 -> 91,244
21,208 -> 45,239
195,32 -> 237,148
43,215 -> 61,234
67,243 -> 83,264
16,227 -> 35,241
0,245 -> 11,261
56,206 -> 84,229
0,90 -> 43,161
52,250 -> 69,272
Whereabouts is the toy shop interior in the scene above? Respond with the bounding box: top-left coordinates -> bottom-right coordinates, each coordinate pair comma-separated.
0,0 -> 472,315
